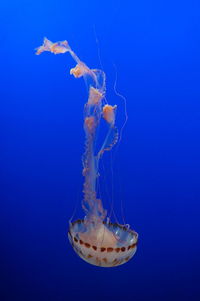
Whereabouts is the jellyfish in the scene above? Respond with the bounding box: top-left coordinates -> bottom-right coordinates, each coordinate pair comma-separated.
36,38 -> 138,267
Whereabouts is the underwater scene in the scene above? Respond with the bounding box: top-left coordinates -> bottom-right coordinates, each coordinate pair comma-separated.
0,0 -> 200,300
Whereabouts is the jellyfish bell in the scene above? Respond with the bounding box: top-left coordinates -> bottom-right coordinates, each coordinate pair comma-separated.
68,219 -> 138,267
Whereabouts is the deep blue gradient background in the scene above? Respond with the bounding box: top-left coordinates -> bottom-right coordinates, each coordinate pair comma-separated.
1,1 -> 200,300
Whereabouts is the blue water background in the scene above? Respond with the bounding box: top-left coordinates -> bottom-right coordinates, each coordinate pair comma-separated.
0,1 -> 200,300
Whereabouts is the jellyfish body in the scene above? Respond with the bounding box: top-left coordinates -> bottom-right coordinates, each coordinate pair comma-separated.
69,220 -> 138,267
36,38 -> 138,267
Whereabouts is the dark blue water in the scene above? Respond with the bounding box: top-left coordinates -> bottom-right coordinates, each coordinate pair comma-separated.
1,1 -> 200,300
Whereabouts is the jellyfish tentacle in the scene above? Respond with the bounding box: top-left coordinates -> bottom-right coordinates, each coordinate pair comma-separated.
97,125 -> 119,159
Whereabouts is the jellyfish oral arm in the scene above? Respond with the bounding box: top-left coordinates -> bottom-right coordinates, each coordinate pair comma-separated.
36,38 -> 117,225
